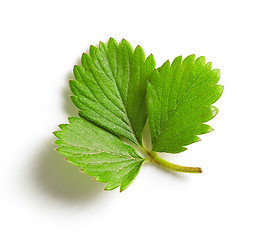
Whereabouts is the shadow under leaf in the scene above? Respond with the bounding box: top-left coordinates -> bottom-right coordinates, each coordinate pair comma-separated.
30,138 -> 105,205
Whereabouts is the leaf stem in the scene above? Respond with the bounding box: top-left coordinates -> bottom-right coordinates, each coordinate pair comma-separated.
145,151 -> 202,174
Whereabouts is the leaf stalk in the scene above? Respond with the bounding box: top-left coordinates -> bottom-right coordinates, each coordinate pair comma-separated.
145,151 -> 202,174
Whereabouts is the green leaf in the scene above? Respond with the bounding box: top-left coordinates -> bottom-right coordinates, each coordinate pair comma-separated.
147,55 -> 224,153
70,38 -> 155,145
54,117 -> 144,191
54,39 -> 224,191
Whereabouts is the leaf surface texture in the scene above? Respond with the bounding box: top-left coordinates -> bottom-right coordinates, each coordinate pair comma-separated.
54,117 -> 144,191
70,38 -> 155,145
147,55 -> 223,153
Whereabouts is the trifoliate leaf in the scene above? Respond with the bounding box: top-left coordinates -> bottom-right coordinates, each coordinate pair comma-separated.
54,117 -> 144,191
54,39 -> 224,192
147,55 -> 224,153
70,38 -> 155,145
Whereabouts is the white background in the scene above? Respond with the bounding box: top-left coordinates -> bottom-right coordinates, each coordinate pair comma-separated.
1,0 -> 259,239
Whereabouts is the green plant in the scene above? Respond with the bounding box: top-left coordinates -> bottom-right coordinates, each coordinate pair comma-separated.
54,38 -> 223,191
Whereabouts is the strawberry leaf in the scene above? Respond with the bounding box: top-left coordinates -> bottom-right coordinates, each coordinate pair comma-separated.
147,55 -> 224,153
54,39 -> 224,192
54,117 -> 144,191
70,38 -> 155,145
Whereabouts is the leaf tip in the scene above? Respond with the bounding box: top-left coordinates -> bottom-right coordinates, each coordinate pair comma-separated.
53,131 -> 60,138
211,106 -> 219,117
58,124 -> 67,130
55,147 -> 61,153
